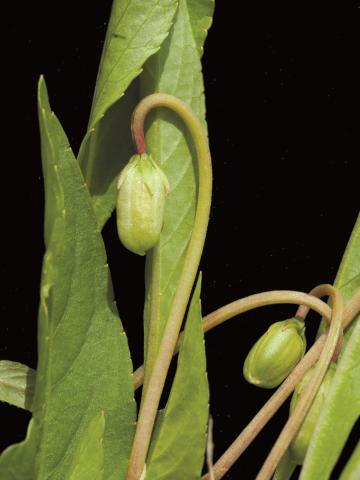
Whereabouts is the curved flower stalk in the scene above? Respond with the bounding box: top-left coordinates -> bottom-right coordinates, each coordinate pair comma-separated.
255,284 -> 343,479
123,94 -> 360,480
201,286 -> 360,479
133,290 -> 333,389
126,93 -> 212,480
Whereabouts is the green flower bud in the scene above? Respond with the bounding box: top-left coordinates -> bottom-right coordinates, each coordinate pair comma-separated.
243,318 -> 306,388
289,363 -> 336,464
116,153 -> 170,256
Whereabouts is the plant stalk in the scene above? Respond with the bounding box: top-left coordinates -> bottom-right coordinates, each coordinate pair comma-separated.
126,94 -> 212,480
255,284 -> 343,480
133,290 -> 333,389
201,285 -> 360,479
202,334 -> 326,480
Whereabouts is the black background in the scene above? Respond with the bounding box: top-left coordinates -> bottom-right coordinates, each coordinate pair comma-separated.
1,1 -> 359,478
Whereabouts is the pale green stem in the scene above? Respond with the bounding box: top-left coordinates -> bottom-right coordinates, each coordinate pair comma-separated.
126,94 -> 212,480
255,284 -> 343,480
202,285 -> 360,480
134,289 -> 360,389
133,290 -> 333,389
202,334 -> 326,480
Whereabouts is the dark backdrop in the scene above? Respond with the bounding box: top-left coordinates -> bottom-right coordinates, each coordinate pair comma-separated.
1,1 -> 359,478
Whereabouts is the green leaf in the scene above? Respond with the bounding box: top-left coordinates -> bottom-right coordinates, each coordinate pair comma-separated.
0,361 -> 36,411
299,318 -> 360,479
334,214 -> 360,300
146,274 -> 209,479
67,411 -> 105,480
273,450 -> 297,480
337,272 -> 360,341
186,0 -> 214,56
298,214 -> 360,479
87,0 -> 178,130
0,77 -> 136,480
339,441 -> 360,480
78,0 -> 179,228
140,0 -> 214,380
317,213 -> 360,341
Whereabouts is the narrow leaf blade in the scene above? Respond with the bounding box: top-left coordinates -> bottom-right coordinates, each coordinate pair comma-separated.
0,77 -> 136,480
317,213 -> 360,341
339,441 -> 360,480
273,450 -> 297,480
88,0 -> 178,130
299,214 -> 360,479
146,274 -> 209,479
0,361 -> 35,411
300,318 -> 360,479
78,0 -> 178,228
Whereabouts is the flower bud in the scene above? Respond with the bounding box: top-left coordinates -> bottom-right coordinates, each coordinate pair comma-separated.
289,363 -> 336,464
116,154 -> 170,255
243,318 -> 306,388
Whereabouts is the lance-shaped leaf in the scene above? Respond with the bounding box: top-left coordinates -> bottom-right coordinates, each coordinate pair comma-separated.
298,214 -> 360,479
339,441 -> 360,480
0,361 -> 36,411
67,411 -> 105,480
273,450 -> 297,480
317,214 -> 360,341
0,77 -> 135,480
140,0 -> 214,380
78,0 -> 178,228
300,317 -> 360,479
146,274 -> 209,479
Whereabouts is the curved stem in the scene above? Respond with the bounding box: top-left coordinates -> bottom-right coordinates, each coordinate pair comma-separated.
295,287 -> 360,328
202,334 -> 326,480
126,94 -> 212,480
202,285 -> 360,480
134,287 -> 360,389
133,290 -> 333,389
256,284 -> 343,480
201,290 -> 332,331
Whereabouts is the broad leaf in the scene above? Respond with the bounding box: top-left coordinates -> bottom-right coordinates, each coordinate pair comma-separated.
299,214 -> 360,479
140,0 -> 214,380
67,411 -> 105,480
78,0 -> 178,228
146,274 -> 209,479
0,361 -> 35,411
0,78 -> 135,480
339,441 -> 360,480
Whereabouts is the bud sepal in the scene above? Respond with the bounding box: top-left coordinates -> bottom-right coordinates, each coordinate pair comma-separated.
116,153 -> 170,256
243,318 -> 306,389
